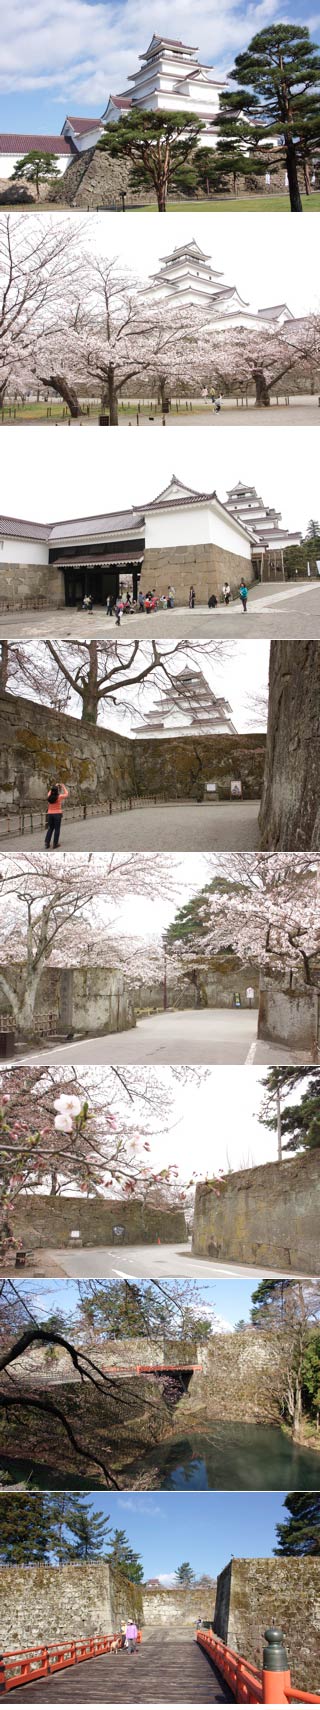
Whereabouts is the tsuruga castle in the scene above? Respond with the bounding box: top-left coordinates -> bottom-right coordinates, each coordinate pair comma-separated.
143,240 -> 294,331
0,475 -> 301,612
0,35 -> 226,179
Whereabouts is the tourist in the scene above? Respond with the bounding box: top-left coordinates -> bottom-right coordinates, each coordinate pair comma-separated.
45,783 -> 69,850
208,594 -> 218,608
213,396 -> 221,413
189,585 -> 196,608
125,1622 -> 138,1654
246,985 -> 255,1007
239,579 -> 248,612
82,592 -> 93,612
138,589 -> 145,610
222,581 -> 231,605
167,585 -> 175,608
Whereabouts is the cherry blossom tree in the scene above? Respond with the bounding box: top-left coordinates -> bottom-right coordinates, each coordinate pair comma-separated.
167,855 -> 320,985
203,317 -> 320,407
0,852 -> 179,1034
0,213 -> 81,409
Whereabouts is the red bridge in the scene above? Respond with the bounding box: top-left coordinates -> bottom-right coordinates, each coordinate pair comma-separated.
1,1626 -> 319,1703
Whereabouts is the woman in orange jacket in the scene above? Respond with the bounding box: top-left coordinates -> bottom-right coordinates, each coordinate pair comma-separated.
45,783 -> 69,850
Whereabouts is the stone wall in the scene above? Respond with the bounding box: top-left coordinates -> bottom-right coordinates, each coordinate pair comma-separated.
0,962 -> 135,1037
0,691 -> 265,812
13,1194 -> 187,1250
175,1332 -> 288,1423
258,980 -> 320,1056
0,1563 -> 142,1650
143,1584 -> 215,1626
213,1557 -> 320,1694
136,960 -> 259,1015
0,564 -> 64,611
192,1151 -> 320,1273
142,543 -> 254,605
259,642 -> 320,849
49,147 -> 154,209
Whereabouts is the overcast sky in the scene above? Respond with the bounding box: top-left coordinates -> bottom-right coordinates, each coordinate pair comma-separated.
1,0 -> 318,140
11,640 -> 268,733
1,426 -> 317,537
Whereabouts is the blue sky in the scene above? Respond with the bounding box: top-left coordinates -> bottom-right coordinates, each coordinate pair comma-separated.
1,0 -> 319,135
17,1277 -> 262,1330
69,1490 -> 287,1577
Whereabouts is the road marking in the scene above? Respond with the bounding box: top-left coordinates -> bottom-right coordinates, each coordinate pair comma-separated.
245,1039 -> 257,1063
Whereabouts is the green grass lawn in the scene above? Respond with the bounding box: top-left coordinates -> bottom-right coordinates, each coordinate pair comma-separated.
165,194 -> 320,212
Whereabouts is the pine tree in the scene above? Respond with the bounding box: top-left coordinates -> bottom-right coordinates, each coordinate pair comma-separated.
62,1497 -> 112,1560
175,1561 -> 195,1585
260,1068 -> 320,1154
216,25 -> 320,212
0,1496 -> 54,1563
12,151 -> 59,199
250,1280 -> 296,1323
108,1529 -> 144,1583
274,1493 -> 320,1555
97,111 -> 204,211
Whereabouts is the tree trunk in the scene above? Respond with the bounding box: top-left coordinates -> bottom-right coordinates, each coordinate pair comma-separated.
303,159 -> 311,196
0,641 -> 9,690
285,138 -> 302,212
160,376 -> 170,413
259,641 -> 320,848
42,374 -> 82,418
80,640 -> 99,724
253,368 -> 270,407
103,368 -> 118,425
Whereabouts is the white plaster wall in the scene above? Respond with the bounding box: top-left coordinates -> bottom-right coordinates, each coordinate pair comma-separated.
0,154 -> 68,179
0,537 -> 49,564
145,502 -> 252,560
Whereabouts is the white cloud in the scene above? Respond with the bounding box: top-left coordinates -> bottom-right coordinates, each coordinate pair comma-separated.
0,0 -> 303,105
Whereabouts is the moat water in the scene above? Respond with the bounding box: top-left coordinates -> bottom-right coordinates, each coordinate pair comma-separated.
130,1423 -> 320,1491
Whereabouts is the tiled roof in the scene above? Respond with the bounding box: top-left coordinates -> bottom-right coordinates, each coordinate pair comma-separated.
49,509 -> 145,542
0,134 -> 72,155
109,97 -> 132,109
55,552 -> 144,567
0,514 -> 50,540
64,116 -> 102,134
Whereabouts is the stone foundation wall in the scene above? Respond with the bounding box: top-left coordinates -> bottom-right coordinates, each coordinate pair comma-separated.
213,1557 -> 320,1694
0,962 -> 135,1037
13,1194 -> 187,1250
0,564 -> 64,611
0,1563 -> 142,1650
258,980 -> 320,1055
0,691 -> 265,811
142,543 -> 254,605
176,1332 -> 288,1423
49,148 -> 154,209
192,1152 -> 320,1273
143,1585 -> 215,1625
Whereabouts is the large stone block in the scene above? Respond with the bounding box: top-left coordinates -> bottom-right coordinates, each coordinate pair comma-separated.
0,564 -> 64,610
142,543 -> 254,605
213,1557 -> 320,1694
258,980 -> 320,1055
192,1152 -> 320,1272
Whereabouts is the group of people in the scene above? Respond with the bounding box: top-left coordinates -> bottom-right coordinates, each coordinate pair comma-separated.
118,1622 -> 141,1655
81,580 -> 249,620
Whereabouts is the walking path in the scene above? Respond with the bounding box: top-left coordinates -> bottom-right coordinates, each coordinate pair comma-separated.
2,801 -> 260,853
1,583 -> 319,640
6,1635 -> 234,1703
23,1009 -> 305,1068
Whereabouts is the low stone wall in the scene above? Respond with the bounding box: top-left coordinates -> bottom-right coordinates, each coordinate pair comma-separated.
192,1152 -> 320,1273
13,1195 -> 187,1250
0,1563 -> 142,1650
0,565 -> 64,611
258,980 -> 320,1056
136,961 -> 259,1014
213,1557 -> 320,1695
0,691 -> 265,812
142,543 -> 254,605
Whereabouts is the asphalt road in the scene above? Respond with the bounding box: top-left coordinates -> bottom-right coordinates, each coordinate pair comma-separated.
1,583 -> 319,640
2,801 -> 260,853
23,1008 -> 305,1067
41,1241 -> 304,1281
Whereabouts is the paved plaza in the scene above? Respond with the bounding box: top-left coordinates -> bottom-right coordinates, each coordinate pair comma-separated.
22,1008 -> 306,1067
2,801 -> 260,853
1,582 -> 319,640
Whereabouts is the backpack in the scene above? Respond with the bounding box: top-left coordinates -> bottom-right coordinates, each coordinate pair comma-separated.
48,786 -> 59,804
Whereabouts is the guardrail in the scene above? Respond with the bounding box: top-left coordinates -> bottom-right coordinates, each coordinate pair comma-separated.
0,1634 -> 124,1693
197,1628 -> 320,1704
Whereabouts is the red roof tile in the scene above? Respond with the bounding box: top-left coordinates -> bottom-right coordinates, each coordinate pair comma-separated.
0,134 -> 72,155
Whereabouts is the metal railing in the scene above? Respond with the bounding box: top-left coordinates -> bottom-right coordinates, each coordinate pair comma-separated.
197,1629 -> 320,1705
0,793 -> 254,840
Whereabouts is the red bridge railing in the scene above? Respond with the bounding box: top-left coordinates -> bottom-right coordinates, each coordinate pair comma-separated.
0,1634 -> 123,1693
197,1628 -> 320,1704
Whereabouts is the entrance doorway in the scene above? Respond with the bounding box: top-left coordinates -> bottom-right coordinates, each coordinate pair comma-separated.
62,563 -> 141,607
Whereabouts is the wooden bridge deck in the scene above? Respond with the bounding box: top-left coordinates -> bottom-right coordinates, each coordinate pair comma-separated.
6,1638 -> 234,1702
